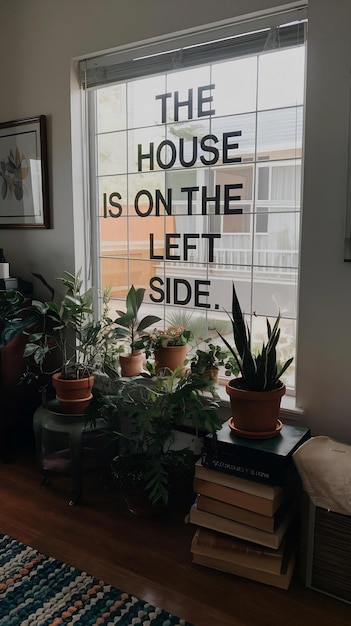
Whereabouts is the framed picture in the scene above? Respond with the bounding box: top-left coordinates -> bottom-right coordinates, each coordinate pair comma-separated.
0,115 -> 50,228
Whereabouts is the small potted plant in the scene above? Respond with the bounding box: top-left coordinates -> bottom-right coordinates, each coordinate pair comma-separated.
113,285 -> 161,377
134,325 -> 193,373
218,283 -> 293,437
92,368 -> 222,516
23,270 -> 111,413
190,339 -> 240,384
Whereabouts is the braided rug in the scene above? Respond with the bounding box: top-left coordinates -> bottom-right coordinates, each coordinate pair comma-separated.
0,534 -> 192,625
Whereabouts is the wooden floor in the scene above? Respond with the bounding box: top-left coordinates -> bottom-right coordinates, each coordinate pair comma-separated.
1,437 -> 350,626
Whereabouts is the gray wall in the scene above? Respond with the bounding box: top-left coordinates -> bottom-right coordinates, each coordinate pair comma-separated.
1,0 -> 351,443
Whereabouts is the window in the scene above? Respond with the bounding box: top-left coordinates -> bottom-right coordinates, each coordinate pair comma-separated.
81,8 -> 307,389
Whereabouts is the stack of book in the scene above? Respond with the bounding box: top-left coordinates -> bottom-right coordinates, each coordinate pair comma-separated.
189,421 -> 310,589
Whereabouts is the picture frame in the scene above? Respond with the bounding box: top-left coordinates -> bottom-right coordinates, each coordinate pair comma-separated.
345,77 -> 351,261
0,115 -> 50,228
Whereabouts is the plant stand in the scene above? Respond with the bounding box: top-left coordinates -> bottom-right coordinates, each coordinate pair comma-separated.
33,400 -> 112,505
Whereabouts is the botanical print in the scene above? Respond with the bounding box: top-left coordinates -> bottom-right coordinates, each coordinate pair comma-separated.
0,116 -> 48,228
0,128 -> 38,220
0,147 -> 29,202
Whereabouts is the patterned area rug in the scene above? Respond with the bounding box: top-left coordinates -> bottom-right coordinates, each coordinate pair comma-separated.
0,534 -> 193,625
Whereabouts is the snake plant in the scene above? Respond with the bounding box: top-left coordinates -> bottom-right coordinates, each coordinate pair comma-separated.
218,284 -> 293,391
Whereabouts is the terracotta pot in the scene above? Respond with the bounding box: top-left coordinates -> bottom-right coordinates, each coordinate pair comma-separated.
55,393 -> 93,415
52,373 -> 94,414
226,378 -> 285,434
154,345 -> 189,373
203,368 -> 219,384
119,351 -> 143,377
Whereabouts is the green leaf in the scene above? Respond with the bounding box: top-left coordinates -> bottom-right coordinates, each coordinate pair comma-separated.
1,178 -> 7,199
136,315 -> 161,334
23,343 -> 41,357
134,287 -> 146,311
276,357 -> 294,382
125,285 -> 140,318
217,331 -> 243,378
13,181 -> 22,200
231,284 -> 250,358
241,346 -> 257,387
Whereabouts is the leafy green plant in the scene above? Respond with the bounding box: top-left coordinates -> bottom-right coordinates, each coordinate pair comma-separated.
218,283 -> 293,391
23,270 -> 109,379
113,286 -> 161,355
91,368 -> 221,506
190,339 -> 240,377
134,325 -> 193,359
111,447 -> 197,516
0,290 -> 32,348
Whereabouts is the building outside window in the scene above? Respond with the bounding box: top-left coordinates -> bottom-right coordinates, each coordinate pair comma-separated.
81,8 -> 307,389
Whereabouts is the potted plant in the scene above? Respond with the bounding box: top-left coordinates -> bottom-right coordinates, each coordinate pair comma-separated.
218,283 -> 293,437
0,289 -> 35,392
23,270 -> 108,413
113,285 -> 161,377
134,325 -> 194,374
0,290 -> 31,347
190,339 -> 240,384
91,368 -> 222,516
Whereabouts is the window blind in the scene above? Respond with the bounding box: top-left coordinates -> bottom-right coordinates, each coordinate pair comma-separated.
79,6 -> 307,89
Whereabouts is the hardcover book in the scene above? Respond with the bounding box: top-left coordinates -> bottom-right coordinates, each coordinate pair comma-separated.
201,447 -> 291,487
193,477 -> 285,517
202,421 -> 310,485
196,494 -> 292,533
191,542 -> 296,590
194,459 -> 282,500
191,527 -> 288,575
189,501 -> 296,549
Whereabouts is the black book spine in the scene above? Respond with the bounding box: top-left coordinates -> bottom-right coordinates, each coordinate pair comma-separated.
201,448 -> 293,487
